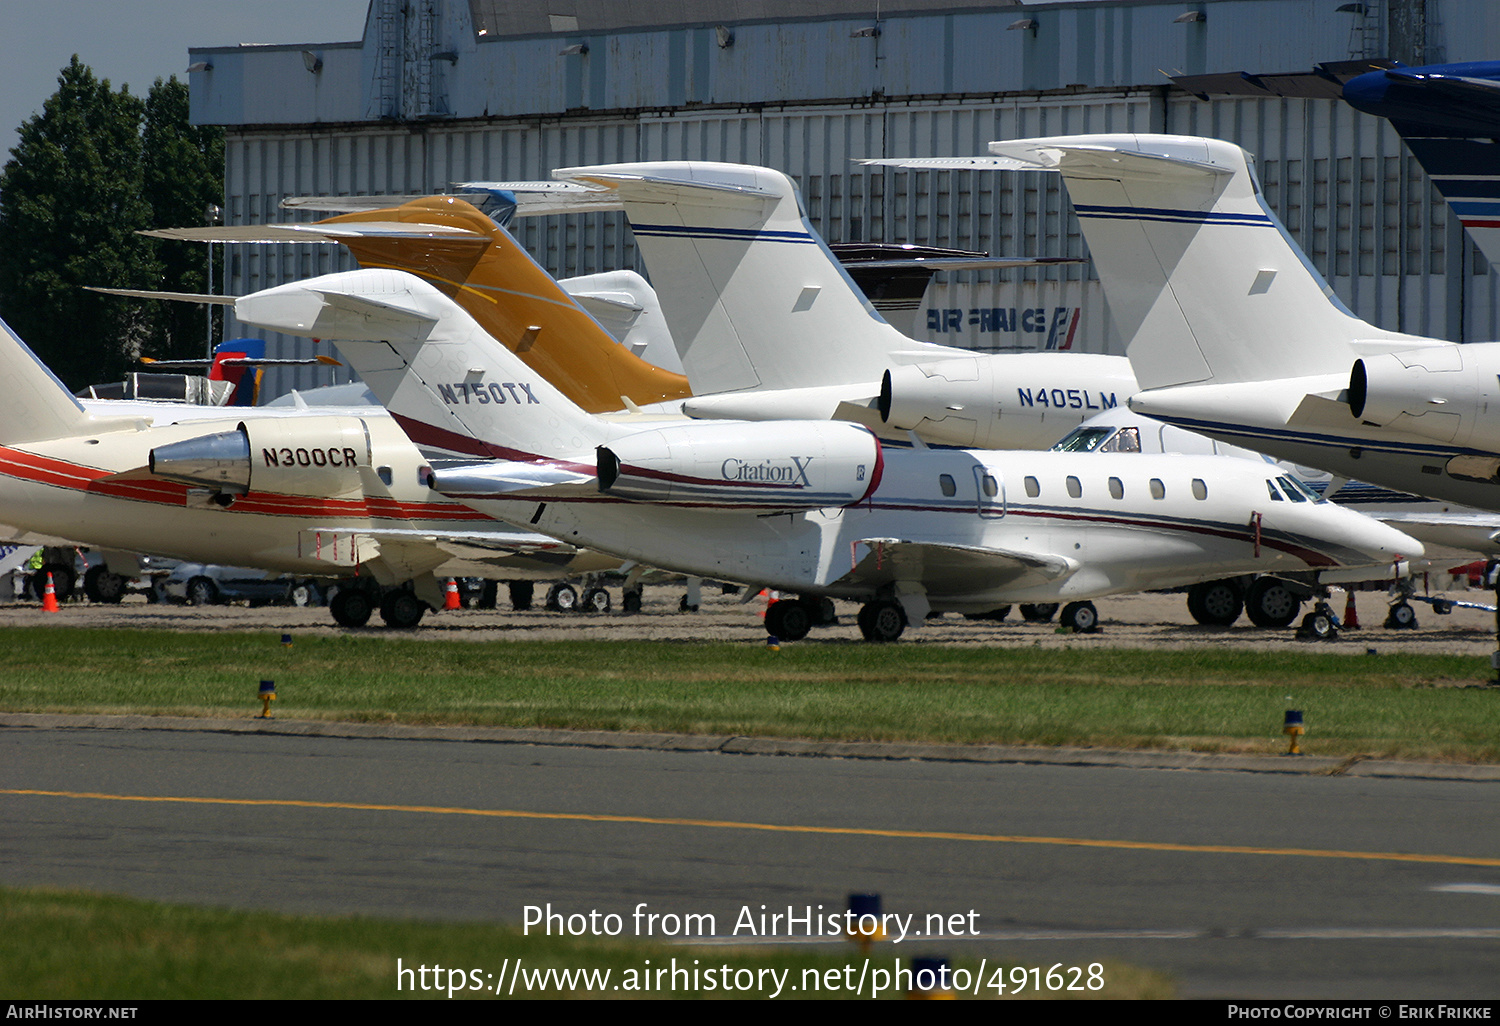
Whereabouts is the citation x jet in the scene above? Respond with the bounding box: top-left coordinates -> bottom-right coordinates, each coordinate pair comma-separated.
951,133 -> 1500,517
0,316 -> 617,628
231,266 -> 1420,641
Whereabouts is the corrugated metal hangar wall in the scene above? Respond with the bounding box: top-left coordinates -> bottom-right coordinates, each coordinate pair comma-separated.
188,0 -> 1500,397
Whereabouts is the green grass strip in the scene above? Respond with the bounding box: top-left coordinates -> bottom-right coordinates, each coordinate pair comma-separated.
0,888 -> 1171,999
1,628 -> 1497,761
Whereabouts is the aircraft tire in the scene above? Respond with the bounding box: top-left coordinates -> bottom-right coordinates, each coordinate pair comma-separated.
1245,578 -> 1301,629
857,600 -> 906,642
583,587 -> 612,613
1187,580 -> 1243,626
622,589 -> 643,614
546,583 -> 579,612
84,566 -> 126,605
765,600 -> 812,641
1018,603 -> 1059,623
1384,601 -> 1419,630
1061,601 -> 1099,632
380,590 -> 426,629
1299,610 -> 1338,640
330,589 -> 374,628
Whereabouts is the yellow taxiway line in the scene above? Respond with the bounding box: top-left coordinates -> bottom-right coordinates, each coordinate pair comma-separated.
7,787 -> 1500,868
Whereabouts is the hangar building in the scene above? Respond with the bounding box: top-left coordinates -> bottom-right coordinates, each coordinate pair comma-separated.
187,0 -> 1500,396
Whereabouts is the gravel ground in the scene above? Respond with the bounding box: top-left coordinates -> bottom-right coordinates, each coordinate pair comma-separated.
3,585 -> 1498,655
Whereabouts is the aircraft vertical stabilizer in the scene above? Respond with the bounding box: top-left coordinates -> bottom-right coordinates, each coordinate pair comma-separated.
0,319 -> 94,444
552,162 -> 936,394
987,135 -> 1433,391
233,268 -> 613,463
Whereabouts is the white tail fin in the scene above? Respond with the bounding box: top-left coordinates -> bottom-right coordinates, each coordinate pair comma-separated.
0,318 -> 94,444
233,269 -> 614,464
553,161 -> 935,394
987,135 -> 1436,391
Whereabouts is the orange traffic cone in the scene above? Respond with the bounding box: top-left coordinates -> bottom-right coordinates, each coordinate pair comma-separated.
1342,590 -> 1360,629
41,572 -> 59,612
444,578 -> 461,610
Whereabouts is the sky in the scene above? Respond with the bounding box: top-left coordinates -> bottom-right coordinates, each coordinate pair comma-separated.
0,0 -> 371,159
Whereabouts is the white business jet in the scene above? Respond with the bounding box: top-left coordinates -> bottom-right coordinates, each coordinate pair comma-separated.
0,316 -> 620,629
953,133 -> 1500,518
229,266 -> 1420,641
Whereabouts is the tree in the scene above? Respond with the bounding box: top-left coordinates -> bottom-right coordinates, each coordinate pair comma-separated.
142,76 -> 225,365
0,58 -> 224,389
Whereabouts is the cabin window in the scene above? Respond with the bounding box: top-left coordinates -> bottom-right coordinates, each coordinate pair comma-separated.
1024,476 -> 1040,498
981,474 -> 999,497
1267,480 -> 1284,501
1066,476 -> 1082,498
1108,477 -> 1124,500
377,466 -> 393,486
1149,478 -> 1166,500
1191,479 -> 1208,500
939,474 -> 956,497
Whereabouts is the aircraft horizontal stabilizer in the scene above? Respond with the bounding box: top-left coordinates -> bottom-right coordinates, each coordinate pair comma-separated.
985,137 -> 1235,181
142,222 -> 486,245
85,286 -> 237,306
235,275 -> 440,343
550,167 -> 776,210
858,155 -> 1045,171
835,538 -> 1077,595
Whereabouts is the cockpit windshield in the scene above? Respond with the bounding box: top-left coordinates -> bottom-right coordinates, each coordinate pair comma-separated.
1051,426 -> 1141,454
1277,475 -> 1327,503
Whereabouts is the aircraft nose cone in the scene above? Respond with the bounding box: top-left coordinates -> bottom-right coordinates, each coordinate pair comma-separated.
1371,520 -> 1425,564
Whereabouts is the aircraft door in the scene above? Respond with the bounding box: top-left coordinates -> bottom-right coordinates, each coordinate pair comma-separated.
973,466 -> 1005,519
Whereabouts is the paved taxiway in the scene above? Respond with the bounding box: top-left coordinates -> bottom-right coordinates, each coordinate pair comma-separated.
4,724 -> 1498,999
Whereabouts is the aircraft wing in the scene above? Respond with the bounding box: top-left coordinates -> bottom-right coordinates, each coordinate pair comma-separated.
831,538 -> 1078,594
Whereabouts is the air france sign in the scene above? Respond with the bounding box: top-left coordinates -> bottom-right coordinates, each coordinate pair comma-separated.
926,306 -> 1082,350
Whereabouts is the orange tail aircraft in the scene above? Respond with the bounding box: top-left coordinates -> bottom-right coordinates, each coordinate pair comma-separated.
146,197 -> 690,414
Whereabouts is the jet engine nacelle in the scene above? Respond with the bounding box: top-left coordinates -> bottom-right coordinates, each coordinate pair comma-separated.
879,359 -> 1000,447
879,353 -> 1133,450
597,421 -> 882,511
149,416 -> 373,497
1349,343 -> 1500,449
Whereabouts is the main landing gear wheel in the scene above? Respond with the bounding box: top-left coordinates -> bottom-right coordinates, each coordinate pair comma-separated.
1186,580 -> 1243,626
1060,601 -> 1099,632
765,599 -> 813,642
1018,603 -> 1059,623
507,581 -> 533,611
1384,601 -> 1419,630
857,600 -> 907,642
83,566 -> 126,604
583,587 -> 612,613
330,588 -> 373,628
1244,578 -> 1301,629
380,590 -> 426,629
622,588 -> 643,614
545,583 -> 579,612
